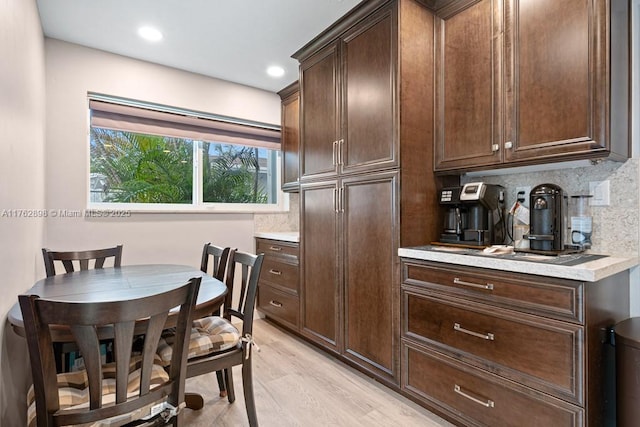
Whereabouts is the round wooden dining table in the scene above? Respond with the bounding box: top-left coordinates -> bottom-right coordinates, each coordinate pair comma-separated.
9,264 -> 227,338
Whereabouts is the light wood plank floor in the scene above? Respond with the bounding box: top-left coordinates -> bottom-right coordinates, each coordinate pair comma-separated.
182,319 -> 453,426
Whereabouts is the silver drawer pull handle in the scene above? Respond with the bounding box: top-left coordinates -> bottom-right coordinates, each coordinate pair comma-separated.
453,277 -> 494,290
269,300 -> 283,308
269,269 -> 282,275
454,384 -> 495,408
454,323 -> 495,341
269,246 -> 282,251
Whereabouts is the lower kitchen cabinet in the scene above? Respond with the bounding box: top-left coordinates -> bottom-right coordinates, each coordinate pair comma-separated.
300,171 -> 399,382
255,238 -> 300,331
403,341 -> 583,426
400,258 -> 629,426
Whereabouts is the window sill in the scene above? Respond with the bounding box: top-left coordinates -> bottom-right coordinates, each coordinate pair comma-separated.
87,198 -> 290,215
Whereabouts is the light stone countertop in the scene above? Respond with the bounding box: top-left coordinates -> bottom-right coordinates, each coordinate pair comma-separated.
398,246 -> 639,282
254,231 -> 299,243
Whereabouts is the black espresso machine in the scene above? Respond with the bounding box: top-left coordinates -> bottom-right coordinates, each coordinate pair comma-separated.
438,182 -> 505,246
525,183 -> 566,253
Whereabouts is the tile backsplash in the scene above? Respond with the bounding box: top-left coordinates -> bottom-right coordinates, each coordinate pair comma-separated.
461,158 -> 640,256
254,193 -> 299,232
255,159 -> 639,257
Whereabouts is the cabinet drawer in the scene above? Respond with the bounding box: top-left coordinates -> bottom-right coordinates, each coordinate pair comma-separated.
261,258 -> 299,293
258,285 -> 299,328
404,290 -> 583,403
256,239 -> 299,259
403,342 -> 583,427
403,260 -> 582,323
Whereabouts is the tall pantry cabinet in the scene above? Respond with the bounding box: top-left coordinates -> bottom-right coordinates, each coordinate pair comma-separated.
293,0 -> 440,384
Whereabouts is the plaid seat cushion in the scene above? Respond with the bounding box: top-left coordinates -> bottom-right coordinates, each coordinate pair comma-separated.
157,316 -> 240,366
27,355 -> 169,427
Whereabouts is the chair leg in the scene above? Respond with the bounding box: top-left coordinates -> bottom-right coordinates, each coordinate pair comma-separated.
216,370 -> 227,397
242,358 -> 258,427
225,367 -> 236,403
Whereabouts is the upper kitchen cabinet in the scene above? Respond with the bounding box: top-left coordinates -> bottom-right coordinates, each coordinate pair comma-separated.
434,0 -> 502,171
295,2 -> 396,181
434,0 -> 630,172
298,44 -> 341,180
277,82 -> 300,192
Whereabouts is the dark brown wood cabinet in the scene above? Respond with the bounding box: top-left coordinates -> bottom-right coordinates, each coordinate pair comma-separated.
434,0 -> 501,171
255,238 -> 300,330
400,258 -> 630,426
300,170 -> 399,373
277,82 -> 300,192
434,0 -> 630,172
298,44 -> 340,181
295,0 -> 440,384
299,181 -> 340,351
298,5 -> 397,181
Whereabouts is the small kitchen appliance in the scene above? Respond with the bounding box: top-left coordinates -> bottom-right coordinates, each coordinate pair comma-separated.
526,183 -> 566,252
438,183 -> 505,246
568,195 -> 593,250
459,182 -> 505,246
438,186 -> 467,243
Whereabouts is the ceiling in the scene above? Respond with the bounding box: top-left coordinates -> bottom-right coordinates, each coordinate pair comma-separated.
35,0 -> 363,93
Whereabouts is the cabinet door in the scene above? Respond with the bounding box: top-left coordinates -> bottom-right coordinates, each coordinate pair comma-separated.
503,0 -> 607,161
279,83 -> 300,192
299,44 -> 340,181
341,6 -> 396,175
342,171 -> 398,381
434,0 -> 502,171
300,181 -> 340,351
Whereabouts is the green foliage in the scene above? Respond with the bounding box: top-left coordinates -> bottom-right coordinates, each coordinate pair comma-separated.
90,128 -> 267,204
203,143 -> 267,203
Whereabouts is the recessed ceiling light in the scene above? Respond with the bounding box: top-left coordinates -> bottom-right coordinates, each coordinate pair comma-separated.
138,26 -> 163,42
266,65 -> 285,78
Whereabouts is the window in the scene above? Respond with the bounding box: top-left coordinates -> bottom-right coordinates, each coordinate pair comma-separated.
88,96 -> 283,212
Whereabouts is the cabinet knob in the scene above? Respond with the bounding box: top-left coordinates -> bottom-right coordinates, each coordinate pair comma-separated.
491,144 -> 500,152
504,141 -> 513,149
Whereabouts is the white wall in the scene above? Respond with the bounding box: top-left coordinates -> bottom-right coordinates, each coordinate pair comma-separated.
0,0 -> 46,424
43,39 -> 282,269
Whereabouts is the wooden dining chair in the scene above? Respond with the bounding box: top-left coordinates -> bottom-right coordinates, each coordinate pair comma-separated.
200,242 -> 235,397
157,250 -> 264,427
200,242 -> 231,282
19,276 -> 201,427
41,245 -> 124,372
42,245 -> 123,277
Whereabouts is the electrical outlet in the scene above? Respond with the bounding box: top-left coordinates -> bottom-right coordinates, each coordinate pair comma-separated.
589,180 -> 610,206
515,186 -> 531,208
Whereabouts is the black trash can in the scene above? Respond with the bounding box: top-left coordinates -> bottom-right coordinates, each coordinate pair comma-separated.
615,317 -> 640,427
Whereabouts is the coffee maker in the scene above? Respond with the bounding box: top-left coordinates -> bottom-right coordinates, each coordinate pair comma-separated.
460,182 -> 505,246
526,183 -> 566,253
438,186 -> 467,243
438,182 -> 505,246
